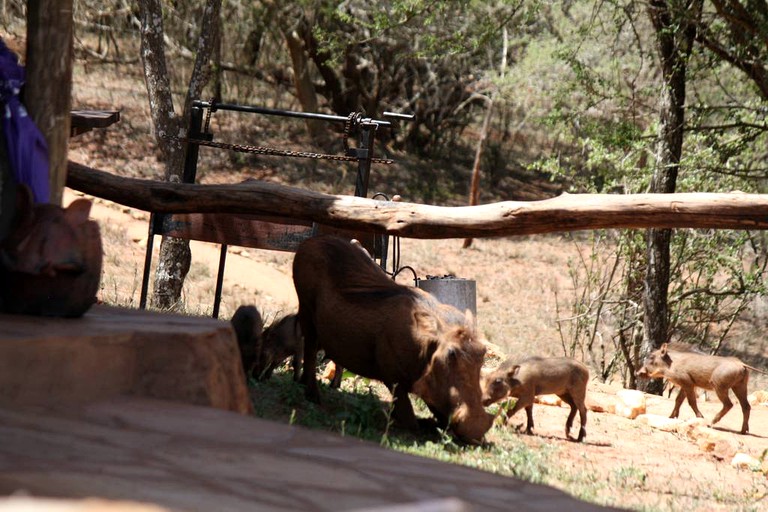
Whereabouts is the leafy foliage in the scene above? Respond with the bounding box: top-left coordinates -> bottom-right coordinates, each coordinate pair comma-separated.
61,0 -> 768,381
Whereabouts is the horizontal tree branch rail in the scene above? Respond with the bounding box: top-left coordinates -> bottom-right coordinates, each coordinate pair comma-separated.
67,161 -> 768,239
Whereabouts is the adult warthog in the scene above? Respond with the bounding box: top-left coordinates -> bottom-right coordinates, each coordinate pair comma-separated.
293,235 -> 493,443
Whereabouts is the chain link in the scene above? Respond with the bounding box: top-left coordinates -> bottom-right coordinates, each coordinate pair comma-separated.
166,135 -> 395,165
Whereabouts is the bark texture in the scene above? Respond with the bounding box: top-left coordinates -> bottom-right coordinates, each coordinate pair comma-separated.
67,162 -> 768,238
138,0 -> 220,310
25,0 -> 73,205
643,0 -> 701,392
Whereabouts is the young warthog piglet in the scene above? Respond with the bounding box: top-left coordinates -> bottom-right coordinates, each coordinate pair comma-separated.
259,313 -> 303,382
636,343 -> 754,434
482,356 -> 589,442
230,305 -> 264,378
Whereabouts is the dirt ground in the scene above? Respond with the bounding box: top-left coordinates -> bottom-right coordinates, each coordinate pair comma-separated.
66,188 -> 768,512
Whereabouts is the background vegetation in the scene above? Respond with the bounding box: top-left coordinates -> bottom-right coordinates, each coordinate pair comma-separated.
4,1 -> 768,509
38,0 -> 768,384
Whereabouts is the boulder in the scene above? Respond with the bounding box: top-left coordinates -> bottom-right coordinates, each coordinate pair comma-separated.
687,425 -> 739,460
0,305 -> 252,414
747,389 -> 768,406
635,414 -> 681,432
614,389 -> 646,419
731,453 -> 761,471
585,394 -> 615,414
534,394 -> 563,407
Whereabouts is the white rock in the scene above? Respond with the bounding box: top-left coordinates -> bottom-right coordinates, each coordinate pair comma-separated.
747,390 -> 768,406
614,389 -> 646,419
731,453 -> 761,470
534,394 -> 563,407
635,414 -> 681,431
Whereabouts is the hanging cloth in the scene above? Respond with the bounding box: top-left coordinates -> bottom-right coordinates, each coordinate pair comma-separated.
0,37 -> 49,204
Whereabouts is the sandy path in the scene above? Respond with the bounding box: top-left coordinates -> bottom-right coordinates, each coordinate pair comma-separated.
64,188 -> 298,318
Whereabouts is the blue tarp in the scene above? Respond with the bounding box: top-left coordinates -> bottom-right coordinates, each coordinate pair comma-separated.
0,37 -> 49,204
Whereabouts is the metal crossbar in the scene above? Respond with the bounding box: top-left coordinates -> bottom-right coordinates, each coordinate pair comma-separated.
140,100 -> 407,318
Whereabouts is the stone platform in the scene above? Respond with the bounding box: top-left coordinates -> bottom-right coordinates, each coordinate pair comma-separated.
0,305 -> 250,413
0,306 -> 621,511
0,397 -> 622,511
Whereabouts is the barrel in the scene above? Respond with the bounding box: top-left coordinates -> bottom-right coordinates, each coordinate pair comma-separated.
416,276 -> 477,317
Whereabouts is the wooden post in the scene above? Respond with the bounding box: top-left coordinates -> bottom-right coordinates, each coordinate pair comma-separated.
25,0 -> 74,205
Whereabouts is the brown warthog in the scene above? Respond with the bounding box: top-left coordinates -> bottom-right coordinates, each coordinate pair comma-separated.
1,184 -> 102,317
293,235 -> 494,443
230,305 -> 264,378
637,343 -> 755,434
259,313 -> 303,382
482,356 -> 589,442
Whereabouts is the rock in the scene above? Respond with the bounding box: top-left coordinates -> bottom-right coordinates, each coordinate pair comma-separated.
481,340 -> 506,363
614,389 -> 646,419
586,394 -> 615,414
636,414 -> 681,432
0,305 -> 252,414
731,453 -> 761,471
747,389 -> 768,406
534,394 -> 563,407
322,360 -> 339,383
688,425 -> 739,460
673,417 -> 708,436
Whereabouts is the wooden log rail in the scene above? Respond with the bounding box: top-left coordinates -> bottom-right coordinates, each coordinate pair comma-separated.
67,161 -> 768,239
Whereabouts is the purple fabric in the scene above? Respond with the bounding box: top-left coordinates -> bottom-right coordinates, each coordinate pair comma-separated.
0,37 -> 49,204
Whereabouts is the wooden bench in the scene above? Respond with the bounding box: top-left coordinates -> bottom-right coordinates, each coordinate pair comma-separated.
70,109 -> 120,137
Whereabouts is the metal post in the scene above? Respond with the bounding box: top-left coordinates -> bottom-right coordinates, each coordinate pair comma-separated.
212,244 -> 227,318
183,106 -> 206,184
139,213 -> 157,309
354,121 -> 377,197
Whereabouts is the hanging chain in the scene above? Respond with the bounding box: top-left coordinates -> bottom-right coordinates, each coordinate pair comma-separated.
203,97 -> 215,134
167,107 -> 393,164
166,135 -> 393,164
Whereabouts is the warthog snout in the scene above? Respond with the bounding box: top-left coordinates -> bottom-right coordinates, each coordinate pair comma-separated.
451,403 -> 494,444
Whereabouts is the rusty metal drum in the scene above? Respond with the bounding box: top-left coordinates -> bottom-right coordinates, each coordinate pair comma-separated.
416,275 -> 477,318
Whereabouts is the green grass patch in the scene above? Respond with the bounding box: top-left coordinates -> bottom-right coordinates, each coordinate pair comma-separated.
247,365 -> 556,485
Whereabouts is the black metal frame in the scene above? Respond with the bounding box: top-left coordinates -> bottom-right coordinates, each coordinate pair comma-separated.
139,100 -> 396,317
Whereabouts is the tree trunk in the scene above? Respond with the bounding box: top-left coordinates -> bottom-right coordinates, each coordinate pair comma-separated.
138,0 -> 220,310
68,162 -> 768,238
463,96 -> 493,249
25,0 -> 73,205
285,28 -> 324,139
641,0 -> 701,392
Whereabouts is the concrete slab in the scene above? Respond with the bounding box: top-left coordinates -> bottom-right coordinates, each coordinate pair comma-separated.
0,397 -> 622,512
0,306 -> 250,414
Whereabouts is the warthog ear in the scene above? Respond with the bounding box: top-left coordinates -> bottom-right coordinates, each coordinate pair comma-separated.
63,199 -> 93,226
507,364 -> 521,380
414,310 -> 439,337
660,343 -> 668,356
464,309 -> 475,329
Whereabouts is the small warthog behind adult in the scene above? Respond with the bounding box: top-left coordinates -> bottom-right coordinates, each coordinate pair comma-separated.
259,313 -> 303,382
292,235 -> 494,444
636,342 -> 756,434
230,305 -> 263,378
482,356 -> 589,442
